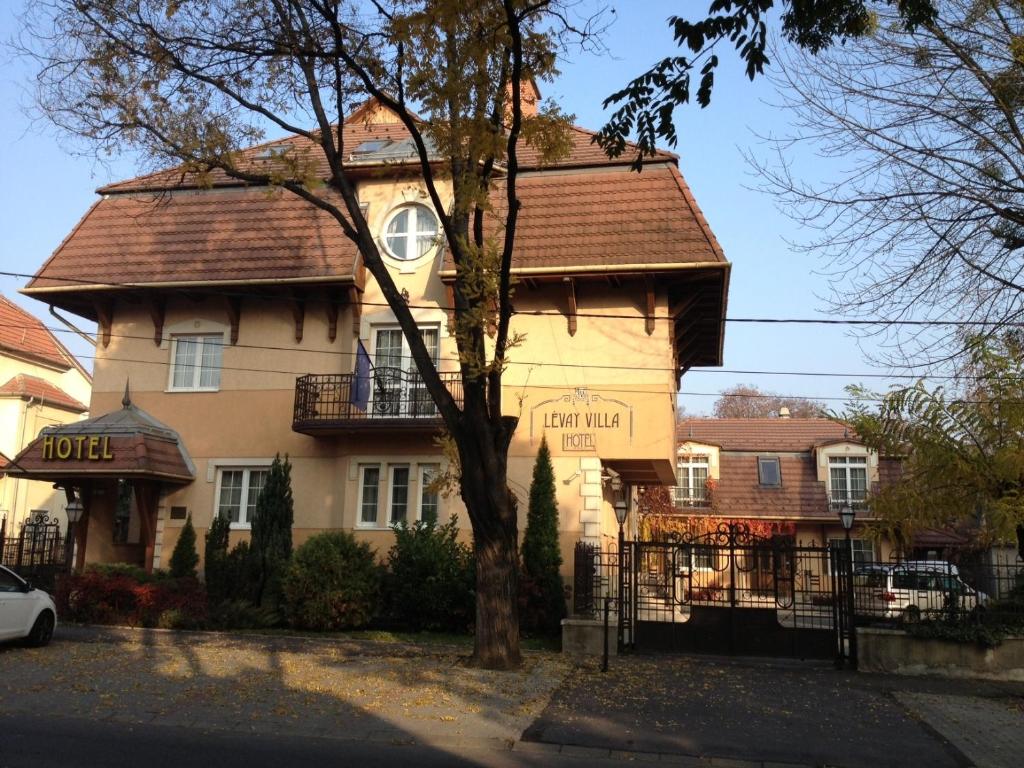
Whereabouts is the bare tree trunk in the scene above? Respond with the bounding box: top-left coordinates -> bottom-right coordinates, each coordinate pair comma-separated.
458,391 -> 521,668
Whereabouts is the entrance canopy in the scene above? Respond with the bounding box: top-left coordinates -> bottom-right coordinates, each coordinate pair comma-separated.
5,387 -> 194,485
602,458 -> 676,486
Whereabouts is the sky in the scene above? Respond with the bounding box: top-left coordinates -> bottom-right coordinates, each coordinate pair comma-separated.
0,1 -> 904,417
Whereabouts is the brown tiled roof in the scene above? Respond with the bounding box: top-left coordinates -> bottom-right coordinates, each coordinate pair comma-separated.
440,165 -> 723,273
0,296 -> 80,370
27,188 -> 361,290
28,165 -> 725,293
96,118 -> 676,195
0,374 -> 88,413
678,418 -> 855,452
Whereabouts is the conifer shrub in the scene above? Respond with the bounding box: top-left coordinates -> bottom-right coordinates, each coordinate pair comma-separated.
283,532 -> 380,630
169,515 -> 199,579
203,512 -> 231,604
382,517 -> 475,632
250,454 -> 294,606
520,436 -> 566,635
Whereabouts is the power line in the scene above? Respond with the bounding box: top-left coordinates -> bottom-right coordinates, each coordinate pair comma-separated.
0,319 -> 1007,381
44,349 -> 1023,405
2,269 -> 1015,327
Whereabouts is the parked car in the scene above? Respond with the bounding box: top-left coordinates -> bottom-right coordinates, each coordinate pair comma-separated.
853,563 -> 988,622
0,565 -> 57,646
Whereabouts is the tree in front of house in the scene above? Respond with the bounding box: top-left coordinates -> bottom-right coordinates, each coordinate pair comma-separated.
844,335 -> 1024,553
250,454 -> 294,607
712,384 -> 825,419
25,0 -> 587,669
520,437 -> 565,635
595,0 -> 938,166
169,515 -> 199,579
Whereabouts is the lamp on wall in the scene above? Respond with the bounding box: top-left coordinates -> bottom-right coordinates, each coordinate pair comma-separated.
65,499 -> 84,573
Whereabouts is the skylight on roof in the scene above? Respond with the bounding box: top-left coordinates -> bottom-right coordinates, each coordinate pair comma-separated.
255,144 -> 292,160
352,140 -> 392,155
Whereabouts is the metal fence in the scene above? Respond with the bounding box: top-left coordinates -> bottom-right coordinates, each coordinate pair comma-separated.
853,555 -> 1024,628
293,369 -> 464,426
1,512 -> 67,590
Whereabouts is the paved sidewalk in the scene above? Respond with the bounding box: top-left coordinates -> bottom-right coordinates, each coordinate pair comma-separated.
0,625 -> 568,753
895,693 -> 1024,768
6,627 -> 1024,767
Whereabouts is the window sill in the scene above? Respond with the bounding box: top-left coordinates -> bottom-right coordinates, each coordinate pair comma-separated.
228,523 -> 252,531
165,387 -> 221,394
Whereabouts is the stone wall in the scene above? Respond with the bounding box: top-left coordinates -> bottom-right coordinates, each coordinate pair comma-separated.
858,627 -> 1024,681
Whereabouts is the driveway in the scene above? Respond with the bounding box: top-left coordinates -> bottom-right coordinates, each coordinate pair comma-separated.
524,653 -> 1024,767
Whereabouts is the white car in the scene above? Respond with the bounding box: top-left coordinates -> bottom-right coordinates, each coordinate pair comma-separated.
0,565 -> 57,646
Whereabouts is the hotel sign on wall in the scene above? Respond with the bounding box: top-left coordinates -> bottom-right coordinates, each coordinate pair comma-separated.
41,435 -> 115,461
529,387 -> 633,452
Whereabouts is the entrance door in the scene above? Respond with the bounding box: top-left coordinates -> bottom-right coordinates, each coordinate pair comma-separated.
372,327 -> 440,417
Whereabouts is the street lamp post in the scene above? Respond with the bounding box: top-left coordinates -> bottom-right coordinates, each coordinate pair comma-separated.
837,503 -> 857,669
64,499 -> 84,574
613,484 -> 628,653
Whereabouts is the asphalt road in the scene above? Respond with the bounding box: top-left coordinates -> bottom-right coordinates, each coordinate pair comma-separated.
0,714 -> 668,768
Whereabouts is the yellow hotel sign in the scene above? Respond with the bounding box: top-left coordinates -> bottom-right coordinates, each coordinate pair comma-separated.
41,435 -> 115,461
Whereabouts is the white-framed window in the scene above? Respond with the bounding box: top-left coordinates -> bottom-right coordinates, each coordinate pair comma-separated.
829,455 -> 868,505
418,464 -> 440,524
372,326 -> 440,417
388,465 -> 411,525
168,333 -> 223,391
829,538 -> 876,569
383,203 -> 439,261
358,464 -> 382,526
215,467 -> 269,527
674,455 -> 709,508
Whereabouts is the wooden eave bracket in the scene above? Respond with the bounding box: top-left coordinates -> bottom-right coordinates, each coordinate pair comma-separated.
444,283 -> 456,329
289,293 -> 306,343
644,277 -> 656,336
326,299 -> 339,343
147,296 -> 166,347
93,298 -> 113,349
224,296 -> 241,345
348,286 -> 362,338
564,277 -> 577,337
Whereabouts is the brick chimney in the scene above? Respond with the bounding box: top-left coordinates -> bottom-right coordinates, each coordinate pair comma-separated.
506,78 -> 540,120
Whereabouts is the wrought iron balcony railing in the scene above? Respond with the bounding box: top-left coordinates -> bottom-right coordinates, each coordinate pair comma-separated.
293,369 -> 463,432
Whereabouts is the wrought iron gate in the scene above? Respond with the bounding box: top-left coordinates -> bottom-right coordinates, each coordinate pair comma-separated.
626,523 -> 855,663
0,512 -> 67,590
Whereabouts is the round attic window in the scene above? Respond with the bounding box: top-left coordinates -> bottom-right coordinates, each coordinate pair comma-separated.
383,203 -> 439,261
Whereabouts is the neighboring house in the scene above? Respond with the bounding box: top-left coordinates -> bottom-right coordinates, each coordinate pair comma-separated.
672,416 -> 901,565
7,90 -> 730,582
0,296 -> 91,533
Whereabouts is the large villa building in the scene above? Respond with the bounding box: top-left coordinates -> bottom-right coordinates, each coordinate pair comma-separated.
7,93 -> 730,585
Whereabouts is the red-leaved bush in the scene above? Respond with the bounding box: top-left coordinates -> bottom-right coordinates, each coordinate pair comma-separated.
56,569 -> 208,629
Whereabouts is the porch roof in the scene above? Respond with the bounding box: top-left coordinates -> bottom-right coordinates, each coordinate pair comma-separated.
3,385 -> 194,484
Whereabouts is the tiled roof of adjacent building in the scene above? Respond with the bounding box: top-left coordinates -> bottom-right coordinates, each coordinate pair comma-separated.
0,296 -> 86,372
676,418 -> 893,522
0,373 -> 88,413
677,418 -> 856,452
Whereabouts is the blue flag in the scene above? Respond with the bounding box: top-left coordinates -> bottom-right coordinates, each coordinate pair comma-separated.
351,340 -> 371,411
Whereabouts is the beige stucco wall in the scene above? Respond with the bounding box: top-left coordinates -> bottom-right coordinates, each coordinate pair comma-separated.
76,171 -> 682,581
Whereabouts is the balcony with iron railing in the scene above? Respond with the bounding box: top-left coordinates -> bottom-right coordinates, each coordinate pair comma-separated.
292,368 -> 463,435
